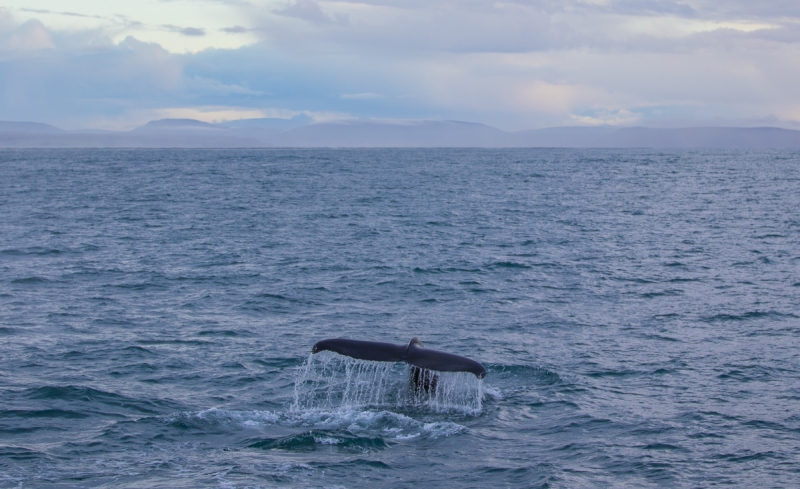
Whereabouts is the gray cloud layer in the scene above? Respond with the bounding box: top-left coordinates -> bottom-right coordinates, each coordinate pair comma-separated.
1,1 -> 799,129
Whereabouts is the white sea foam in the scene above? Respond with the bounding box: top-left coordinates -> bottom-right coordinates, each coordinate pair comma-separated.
163,407 -> 466,441
482,386 -> 503,400
164,408 -> 280,428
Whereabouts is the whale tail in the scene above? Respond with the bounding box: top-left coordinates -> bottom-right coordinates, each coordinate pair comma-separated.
311,337 -> 486,379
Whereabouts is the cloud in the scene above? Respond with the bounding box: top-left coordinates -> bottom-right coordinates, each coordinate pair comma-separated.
221,25 -> 248,33
19,8 -> 105,20
3,19 -> 55,51
2,2 -> 800,131
179,27 -> 205,37
187,75 -> 263,95
517,81 -> 607,113
272,0 -> 331,24
0,26 -> 186,128
272,0 -> 348,25
252,0 -> 800,56
569,109 -> 641,126
163,25 -> 206,37
5,5 -> 252,54
141,105 -> 272,124
340,92 -> 384,100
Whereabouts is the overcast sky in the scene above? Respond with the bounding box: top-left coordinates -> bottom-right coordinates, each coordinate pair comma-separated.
1,0 -> 799,130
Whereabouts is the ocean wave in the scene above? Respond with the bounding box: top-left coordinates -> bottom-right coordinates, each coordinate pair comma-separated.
488,365 -> 562,385
22,385 -> 180,414
0,408 -> 88,420
10,276 -> 52,284
247,431 -> 389,452
703,311 -> 798,322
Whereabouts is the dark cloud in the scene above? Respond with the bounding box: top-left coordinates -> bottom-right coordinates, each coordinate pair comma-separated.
273,0 -> 329,24
0,34 -> 185,127
601,0 -> 699,17
255,0 -> 800,57
179,27 -> 206,37
161,25 -> 206,37
221,25 -> 247,33
20,8 -> 110,20
272,0 -> 348,25
693,0 -> 800,19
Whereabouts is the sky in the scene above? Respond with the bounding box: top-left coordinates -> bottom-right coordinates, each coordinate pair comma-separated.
1,0 -> 799,131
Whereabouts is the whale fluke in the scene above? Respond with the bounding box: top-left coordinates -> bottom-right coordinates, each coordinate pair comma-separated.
311,337 -> 486,379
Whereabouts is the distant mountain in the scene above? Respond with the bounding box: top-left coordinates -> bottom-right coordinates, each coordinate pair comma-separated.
133,119 -> 222,132
0,119 -> 261,148
510,126 -> 619,147
267,120 -> 511,147
601,127 -> 800,148
218,115 -> 312,130
0,121 -> 64,134
264,122 -> 800,148
2,118 -> 800,148
0,133 -> 263,148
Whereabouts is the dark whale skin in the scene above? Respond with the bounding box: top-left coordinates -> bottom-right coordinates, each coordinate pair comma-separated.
311,337 -> 486,379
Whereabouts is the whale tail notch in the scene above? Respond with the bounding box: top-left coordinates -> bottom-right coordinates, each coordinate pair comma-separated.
311,337 -> 486,379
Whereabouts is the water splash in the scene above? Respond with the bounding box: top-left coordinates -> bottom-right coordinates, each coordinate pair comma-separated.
292,351 -> 483,414
409,369 -> 483,413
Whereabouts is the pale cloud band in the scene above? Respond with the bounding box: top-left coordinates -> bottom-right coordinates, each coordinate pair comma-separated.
1,1 -> 799,130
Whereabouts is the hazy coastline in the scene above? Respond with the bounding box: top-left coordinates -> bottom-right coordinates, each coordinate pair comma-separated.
3,118 -> 800,149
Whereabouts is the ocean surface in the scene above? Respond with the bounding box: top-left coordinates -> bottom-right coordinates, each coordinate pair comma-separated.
1,148 -> 798,488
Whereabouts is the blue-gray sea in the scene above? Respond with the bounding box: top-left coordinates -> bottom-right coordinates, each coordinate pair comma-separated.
1,148 -> 799,488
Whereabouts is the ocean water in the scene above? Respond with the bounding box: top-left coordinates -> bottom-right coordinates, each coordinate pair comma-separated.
1,148 -> 798,488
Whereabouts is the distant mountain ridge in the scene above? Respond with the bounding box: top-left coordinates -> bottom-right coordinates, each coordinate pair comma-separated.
274,120 -> 511,147
220,115 -> 312,130
2,118 -> 800,148
134,119 -> 221,131
0,121 -> 64,134
601,127 -> 800,149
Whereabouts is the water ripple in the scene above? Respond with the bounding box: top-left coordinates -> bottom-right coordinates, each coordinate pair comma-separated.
1,148 -> 799,487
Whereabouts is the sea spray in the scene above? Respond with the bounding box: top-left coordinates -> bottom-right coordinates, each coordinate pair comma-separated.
409,370 -> 483,413
292,351 -> 483,414
292,352 -> 407,411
